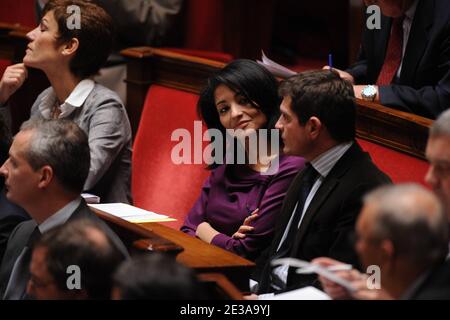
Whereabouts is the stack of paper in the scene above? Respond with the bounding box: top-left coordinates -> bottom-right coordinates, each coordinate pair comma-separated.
89,203 -> 176,223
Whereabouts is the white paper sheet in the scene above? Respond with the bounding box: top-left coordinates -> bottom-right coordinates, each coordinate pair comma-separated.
271,257 -> 357,292
89,203 -> 176,223
267,286 -> 331,300
256,51 -> 298,78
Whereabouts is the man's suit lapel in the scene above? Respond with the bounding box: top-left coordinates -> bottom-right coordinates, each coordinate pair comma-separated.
270,168 -> 308,252
400,0 -> 434,84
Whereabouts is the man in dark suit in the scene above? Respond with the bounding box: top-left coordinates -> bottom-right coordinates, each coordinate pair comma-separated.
0,118 -> 128,300
252,70 -> 390,296
329,0 -> 450,119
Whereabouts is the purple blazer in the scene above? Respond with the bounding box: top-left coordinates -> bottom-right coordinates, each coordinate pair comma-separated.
181,155 -> 305,260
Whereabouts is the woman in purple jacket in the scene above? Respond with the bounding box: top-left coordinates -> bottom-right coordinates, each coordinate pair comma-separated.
181,60 -> 304,260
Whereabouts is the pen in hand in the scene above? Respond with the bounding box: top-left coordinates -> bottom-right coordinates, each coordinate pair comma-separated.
328,53 -> 333,70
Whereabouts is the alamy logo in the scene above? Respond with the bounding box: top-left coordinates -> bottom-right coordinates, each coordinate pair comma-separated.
171,121 -> 280,175
66,5 -> 81,30
66,265 -> 81,290
366,5 -> 381,30
366,265 -> 381,290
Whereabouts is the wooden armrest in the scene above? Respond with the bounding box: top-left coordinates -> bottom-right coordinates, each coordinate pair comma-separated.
198,273 -> 244,300
356,99 -> 432,159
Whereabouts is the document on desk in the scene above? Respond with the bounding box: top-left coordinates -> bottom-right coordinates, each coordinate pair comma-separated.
89,203 -> 176,223
268,286 -> 331,300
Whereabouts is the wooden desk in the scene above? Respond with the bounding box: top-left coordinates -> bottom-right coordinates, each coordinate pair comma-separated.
92,207 -> 254,291
139,221 -> 255,291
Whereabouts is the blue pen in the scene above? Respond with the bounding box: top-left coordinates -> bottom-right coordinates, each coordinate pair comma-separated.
328,53 -> 333,69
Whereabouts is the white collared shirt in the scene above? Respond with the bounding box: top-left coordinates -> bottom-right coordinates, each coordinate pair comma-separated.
38,197 -> 82,234
38,79 -> 95,119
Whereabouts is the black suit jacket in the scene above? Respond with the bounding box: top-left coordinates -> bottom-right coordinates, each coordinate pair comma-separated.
255,142 -> 391,294
0,199 -> 128,299
346,0 -> 450,118
408,259 -> 450,300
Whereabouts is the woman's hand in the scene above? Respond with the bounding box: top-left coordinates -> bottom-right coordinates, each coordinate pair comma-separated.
0,63 -> 28,105
232,208 -> 259,239
196,222 -> 220,243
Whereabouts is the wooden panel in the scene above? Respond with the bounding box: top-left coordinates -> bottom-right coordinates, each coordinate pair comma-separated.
198,273 -> 244,300
121,46 -> 431,158
139,222 -> 254,291
356,99 -> 432,159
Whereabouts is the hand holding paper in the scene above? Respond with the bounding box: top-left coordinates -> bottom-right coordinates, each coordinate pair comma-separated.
271,257 -> 357,292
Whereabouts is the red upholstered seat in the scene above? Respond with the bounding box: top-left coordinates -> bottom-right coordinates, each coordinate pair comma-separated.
0,0 -> 35,27
132,85 -> 210,229
357,138 -> 428,186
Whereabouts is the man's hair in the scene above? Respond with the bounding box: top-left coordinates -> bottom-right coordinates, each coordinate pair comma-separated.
430,109 -> 450,137
34,218 -> 126,299
279,69 -> 356,142
19,118 -> 90,193
364,184 -> 449,269
113,254 -> 205,300
42,0 -> 114,78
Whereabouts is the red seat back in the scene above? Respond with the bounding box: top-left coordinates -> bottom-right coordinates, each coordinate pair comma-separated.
132,85 -> 210,229
0,0 -> 35,27
357,138 -> 428,186
0,60 -> 10,78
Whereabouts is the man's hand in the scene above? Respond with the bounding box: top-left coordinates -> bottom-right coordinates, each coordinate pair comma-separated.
232,208 -> 259,239
312,257 -> 391,300
312,257 -> 356,300
0,63 -> 28,105
322,66 -> 355,84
